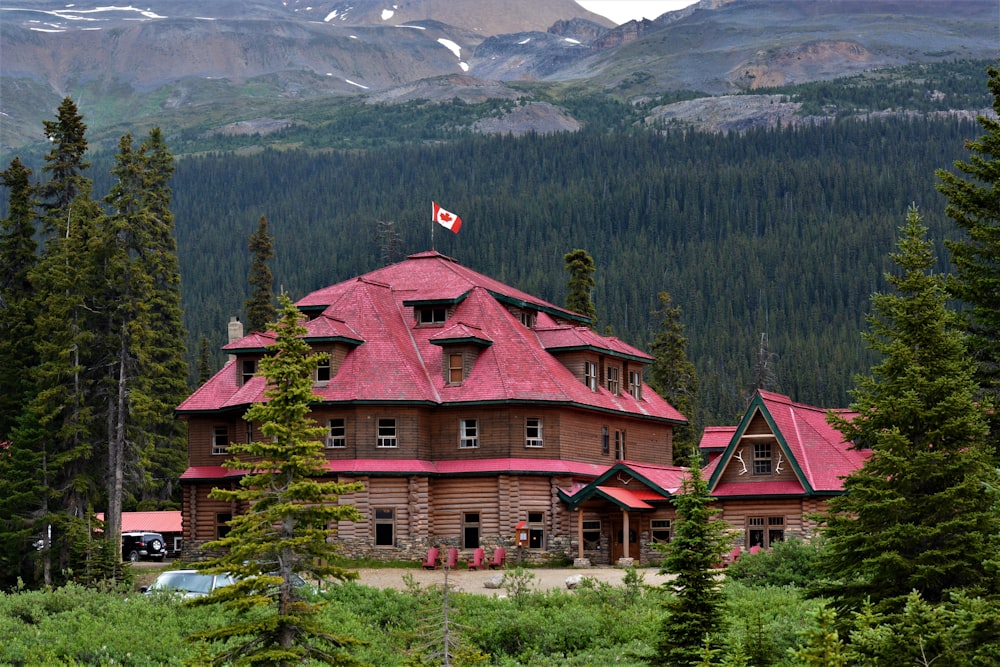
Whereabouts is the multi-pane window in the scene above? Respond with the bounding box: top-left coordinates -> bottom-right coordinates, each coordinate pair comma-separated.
449,354 -> 464,384
628,370 -> 642,399
527,511 -> 544,549
602,426 -> 610,455
519,311 -> 535,328
374,508 -> 395,546
377,418 -> 397,448
651,519 -> 672,544
241,359 -> 256,384
327,418 -> 346,448
316,357 -> 331,383
459,419 -> 479,448
525,418 -> 543,448
748,516 -> 785,548
753,442 -> 772,475
463,512 -> 480,549
584,361 -> 598,391
582,520 -> 601,548
606,366 -> 620,395
615,430 -> 625,460
417,307 -> 447,325
245,421 -> 254,443
212,426 -> 229,455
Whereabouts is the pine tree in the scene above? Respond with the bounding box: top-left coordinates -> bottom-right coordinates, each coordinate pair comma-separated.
647,291 -> 700,465
197,335 -> 214,384
814,206 -> 1000,616
563,248 -> 598,328
938,61 -> 1000,459
245,215 -> 276,333
0,157 -> 39,440
39,97 -> 90,233
133,128 -> 189,505
651,458 -> 730,666
188,295 -> 365,666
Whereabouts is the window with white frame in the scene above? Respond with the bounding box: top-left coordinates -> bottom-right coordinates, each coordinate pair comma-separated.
519,311 -> 536,328
459,419 -> 479,448
245,420 -> 254,443
377,418 -> 397,448
327,418 -> 346,448
753,442 -> 772,475
628,370 -> 642,399
525,417 -> 543,448
584,361 -> 598,391
212,426 -> 229,455
606,365 -> 620,395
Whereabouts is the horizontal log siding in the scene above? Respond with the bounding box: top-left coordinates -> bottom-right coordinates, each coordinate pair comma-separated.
558,410 -> 673,465
716,497 -> 830,543
428,478 -> 500,543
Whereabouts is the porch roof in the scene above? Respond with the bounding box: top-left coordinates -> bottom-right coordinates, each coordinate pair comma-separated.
593,486 -> 665,510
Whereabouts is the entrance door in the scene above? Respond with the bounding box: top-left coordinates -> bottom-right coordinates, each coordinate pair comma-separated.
610,520 -> 638,562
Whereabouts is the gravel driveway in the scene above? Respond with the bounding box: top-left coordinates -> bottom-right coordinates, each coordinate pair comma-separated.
350,566 -> 673,596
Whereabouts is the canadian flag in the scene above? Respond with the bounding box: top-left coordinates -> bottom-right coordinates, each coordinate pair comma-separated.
433,201 -> 462,234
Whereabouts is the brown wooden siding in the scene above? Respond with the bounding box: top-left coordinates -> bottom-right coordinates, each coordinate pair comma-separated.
716,436 -> 800,487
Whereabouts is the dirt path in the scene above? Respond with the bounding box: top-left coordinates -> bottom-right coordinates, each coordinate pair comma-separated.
351,566 -> 673,596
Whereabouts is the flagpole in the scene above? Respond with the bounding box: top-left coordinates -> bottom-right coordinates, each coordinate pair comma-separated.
431,202 -> 435,250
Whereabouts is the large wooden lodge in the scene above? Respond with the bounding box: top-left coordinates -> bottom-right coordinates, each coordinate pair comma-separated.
178,251 -> 865,565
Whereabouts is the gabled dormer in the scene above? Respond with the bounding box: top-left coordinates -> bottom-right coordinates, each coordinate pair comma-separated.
429,322 -> 493,385
302,314 -> 364,386
534,326 -> 653,398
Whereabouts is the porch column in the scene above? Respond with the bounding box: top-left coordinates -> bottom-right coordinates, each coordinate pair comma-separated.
577,508 -> 584,560
622,509 -> 630,560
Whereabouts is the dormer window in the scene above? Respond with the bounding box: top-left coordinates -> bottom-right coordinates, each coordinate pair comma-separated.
628,370 -> 642,400
584,361 -> 598,391
241,359 -> 256,385
448,353 -> 464,384
606,366 -> 620,395
519,311 -> 536,328
417,307 -> 447,325
316,357 -> 331,384
753,442 -> 772,475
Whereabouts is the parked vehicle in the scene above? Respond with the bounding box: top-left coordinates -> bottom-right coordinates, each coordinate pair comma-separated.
122,531 -> 167,562
141,569 -> 237,598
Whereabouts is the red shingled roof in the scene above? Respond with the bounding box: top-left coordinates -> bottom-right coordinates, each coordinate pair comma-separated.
178,251 -> 685,423
183,458 -> 609,479
707,390 -> 868,495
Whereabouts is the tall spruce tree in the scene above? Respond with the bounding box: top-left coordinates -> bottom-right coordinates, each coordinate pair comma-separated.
245,215 -> 276,333
189,295 -> 365,666
938,61 -> 1000,459
133,128 -> 189,505
0,157 -> 39,440
814,206 -> 1000,616
564,248 -> 598,328
647,291 -> 700,465
651,458 -> 730,666
28,99 -> 104,584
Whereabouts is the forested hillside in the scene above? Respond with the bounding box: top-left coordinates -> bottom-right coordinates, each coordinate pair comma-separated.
130,114 -> 979,424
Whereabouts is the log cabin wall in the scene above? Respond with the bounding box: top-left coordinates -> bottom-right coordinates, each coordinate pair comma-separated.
716,497 -> 831,548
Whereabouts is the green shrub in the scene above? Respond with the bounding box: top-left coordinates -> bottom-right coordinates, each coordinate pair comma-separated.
725,538 -> 822,588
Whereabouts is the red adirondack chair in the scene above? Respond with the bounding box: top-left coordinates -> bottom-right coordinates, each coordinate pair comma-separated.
467,547 -> 485,570
749,545 -> 762,556
421,547 -> 439,569
444,547 -> 459,569
488,547 -> 506,569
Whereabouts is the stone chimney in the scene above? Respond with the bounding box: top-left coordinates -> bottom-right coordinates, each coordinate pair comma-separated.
227,316 -> 244,362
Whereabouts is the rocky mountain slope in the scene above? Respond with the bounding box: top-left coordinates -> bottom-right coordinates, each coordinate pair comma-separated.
1,0 -> 996,155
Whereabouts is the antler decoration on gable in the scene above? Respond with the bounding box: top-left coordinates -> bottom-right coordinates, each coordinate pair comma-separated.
617,473 -> 632,485
734,448 -> 748,475
775,451 -> 784,474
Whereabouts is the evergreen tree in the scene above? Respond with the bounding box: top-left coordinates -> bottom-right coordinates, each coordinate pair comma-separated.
197,335 -> 214,384
651,459 -> 730,666
814,206 -> 1000,617
245,215 -> 276,333
0,157 -> 39,440
28,100 -> 104,584
189,295 -> 365,666
647,291 -> 700,465
563,248 -> 598,328
133,128 -> 189,505
938,61 -> 1000,459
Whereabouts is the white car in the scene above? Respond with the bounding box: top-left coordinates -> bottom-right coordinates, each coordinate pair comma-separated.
142,569 -> 237,598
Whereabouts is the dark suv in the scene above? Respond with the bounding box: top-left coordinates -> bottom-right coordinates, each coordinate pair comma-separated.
122,532 -> 167,562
